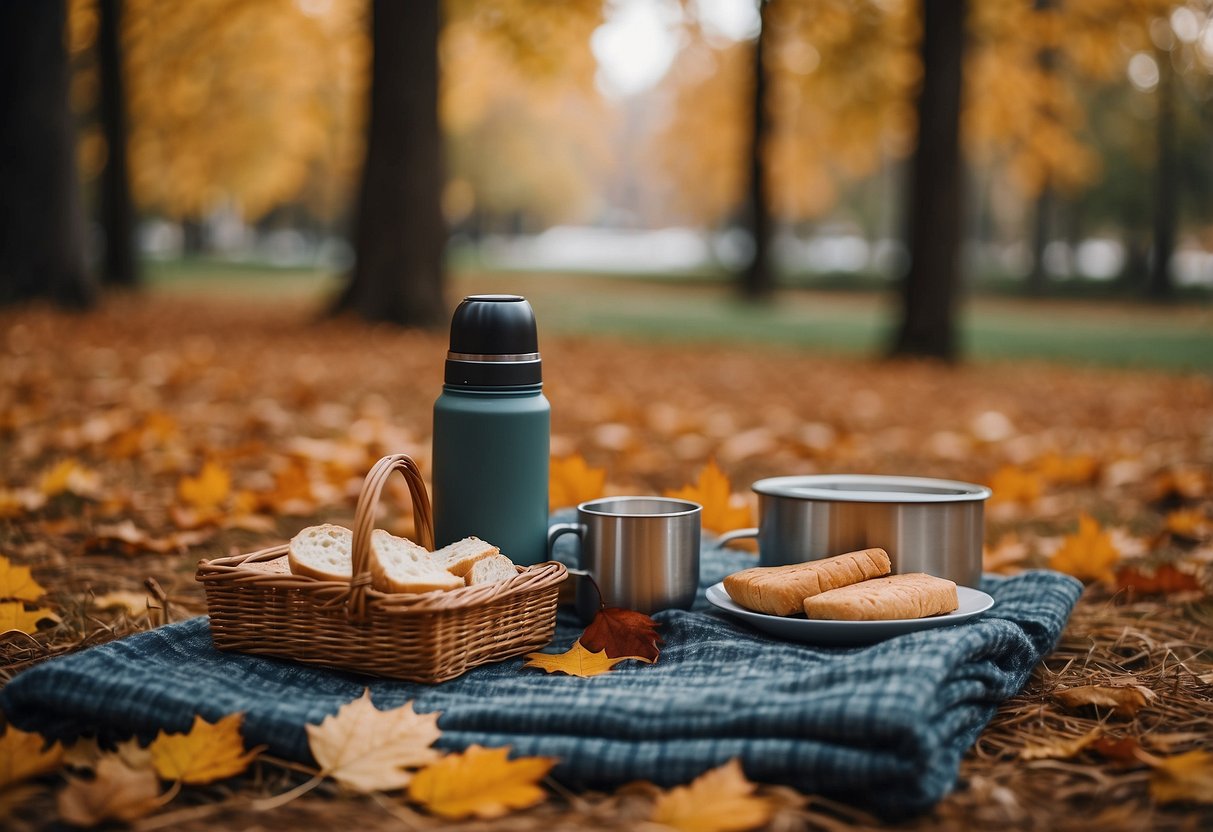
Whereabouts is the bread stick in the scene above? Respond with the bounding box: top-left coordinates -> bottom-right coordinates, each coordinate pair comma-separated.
723,548 -> 892,616
803,572 -> 958,620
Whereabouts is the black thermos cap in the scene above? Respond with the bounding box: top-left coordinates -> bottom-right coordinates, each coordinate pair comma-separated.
445,295 -> 542,386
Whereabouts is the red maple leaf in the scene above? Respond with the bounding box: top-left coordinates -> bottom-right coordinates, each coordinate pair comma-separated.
579,607 -> 663,663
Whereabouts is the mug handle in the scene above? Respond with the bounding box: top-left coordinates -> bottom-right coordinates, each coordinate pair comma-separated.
547,523 -> 589,577
716,527 -> 759,548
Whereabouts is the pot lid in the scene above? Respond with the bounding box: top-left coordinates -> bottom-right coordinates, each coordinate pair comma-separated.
752,474 -> 992,503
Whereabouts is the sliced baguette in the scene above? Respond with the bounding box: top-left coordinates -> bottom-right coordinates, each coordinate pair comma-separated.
803,573 -> 958,621
370,530 -> 463,594
433,536 -> 499,577
723,548 -> 891,616
288,524 -> 353,581
466,553 -> 519,586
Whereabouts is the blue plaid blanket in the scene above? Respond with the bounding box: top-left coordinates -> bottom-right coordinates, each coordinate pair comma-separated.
1,536 -> 1080,818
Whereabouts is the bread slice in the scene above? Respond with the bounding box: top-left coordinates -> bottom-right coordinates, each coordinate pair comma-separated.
288,524 -> 353,581
433,536 -> 499,578
369,530 -> 463,594
242,555 -> 291,575
803,573 -> 958,621
723,548 -> 892,616
466,554 -> 519,586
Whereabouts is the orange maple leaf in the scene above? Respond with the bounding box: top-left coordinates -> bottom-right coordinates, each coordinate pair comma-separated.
1034,453 -> 1099,486
523,641 -> 635,677
1115,564 -> 1203,596
988,465 -> 1042,505
665,460 -> 752,534
1163,509 -> 1210,541
177,461 -> 231,513
579,607 -> 662,662
148,713 -> 262,784
1049,514 -> 1120,582
549,455 -> 606,511
407,745 -> 555,820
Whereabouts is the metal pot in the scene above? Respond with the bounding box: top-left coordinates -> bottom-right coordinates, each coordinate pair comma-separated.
717,475 -> 992,587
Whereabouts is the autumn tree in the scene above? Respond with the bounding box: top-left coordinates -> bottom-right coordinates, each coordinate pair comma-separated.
890,0 -> 967,361
335,0 -> 445,326
97,0 -> 138,287
743,0 -> 775,301
0,0 -> 96,308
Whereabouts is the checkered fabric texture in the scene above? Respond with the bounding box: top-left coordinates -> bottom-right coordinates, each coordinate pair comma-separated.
1,522 -> 1080,818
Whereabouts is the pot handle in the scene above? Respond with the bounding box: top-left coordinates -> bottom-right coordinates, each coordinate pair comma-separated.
716,527 -> 759,548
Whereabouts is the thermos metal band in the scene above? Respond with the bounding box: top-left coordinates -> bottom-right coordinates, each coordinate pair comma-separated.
447,351 -> 541,362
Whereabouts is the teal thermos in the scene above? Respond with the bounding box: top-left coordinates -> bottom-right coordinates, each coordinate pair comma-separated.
432,295 -> 550,566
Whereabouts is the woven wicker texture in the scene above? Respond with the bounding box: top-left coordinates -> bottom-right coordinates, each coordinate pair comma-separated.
196,454 -> 566,682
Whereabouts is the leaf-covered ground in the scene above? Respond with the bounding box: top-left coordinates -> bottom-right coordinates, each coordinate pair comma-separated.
1,293 -> 1211,830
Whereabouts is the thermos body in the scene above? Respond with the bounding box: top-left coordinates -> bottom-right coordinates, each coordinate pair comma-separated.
432,387 -> 550,566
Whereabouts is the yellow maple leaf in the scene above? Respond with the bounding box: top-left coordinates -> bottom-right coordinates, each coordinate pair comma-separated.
1149,749 -> 1213,805
1164,509 -> 1210,541
1049,514 -> 1121,583
1034,453 -> 1099,486
57,755 -> 162,826
38,459 -> 101,499
988,465 -> 1042,505
523,641 -> 633,677
651,758 -> 773,832
549,455 -> 606,511
665,460 -> 752,534
148,713 -> 260,784
177,461 -> 231,513
0,601 -> 59,634
91,590 -> 150,616
306,690 -> 442,792
407,744 -> 555,820
1018,727 -> 1102,761
0,727 -> 64,789
0,555 -> 46,601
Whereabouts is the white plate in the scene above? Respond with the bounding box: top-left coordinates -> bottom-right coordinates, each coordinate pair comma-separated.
705,582 -> 995,646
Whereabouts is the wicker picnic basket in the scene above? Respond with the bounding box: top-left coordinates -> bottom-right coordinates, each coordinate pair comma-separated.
196,453 -> 567,682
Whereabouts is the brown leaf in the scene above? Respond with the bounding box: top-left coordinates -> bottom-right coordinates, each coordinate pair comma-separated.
1053,684 -> 1156,718
651,758 -> 773,832
306,690 -> 442,792
523,641 -> 634,677
1115,564 -> 1203,596
1090,736 -> 1143,767
57,755 -> 163,826
85,520 -> 216,555
91,590 -> 150,616
407,744 -> 555,820
579,607 -> 662,662
1149,749 -> 1213,805
1018,727 -> 1101,761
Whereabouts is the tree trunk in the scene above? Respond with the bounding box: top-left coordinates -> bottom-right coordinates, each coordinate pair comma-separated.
890,0 -> 967,360
741,0 -> 773,301
335,0 -> 446,326
0,0 -> 95,308
1148,47 -> 1177,300
1027,186 -> 1053,293
97,0 -> 139,287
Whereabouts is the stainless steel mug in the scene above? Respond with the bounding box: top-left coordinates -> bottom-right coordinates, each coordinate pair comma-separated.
717,475 -> 991,587
548,496 -> 701,621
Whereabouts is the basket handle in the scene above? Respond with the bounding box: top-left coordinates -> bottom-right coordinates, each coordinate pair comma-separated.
346,454 -> 435,620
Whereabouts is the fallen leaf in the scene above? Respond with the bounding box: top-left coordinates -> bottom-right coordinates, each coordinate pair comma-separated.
988,465 -> 1042,505
1053,684 -> 1156,718
407,744 -> 555,819
57,755 -> 162,826
149,713 -> 260,784
306,690 -> 441,792
1019,727 -> 1101,761
1035,453 -> 1099,486
0,555 -> 46,601
85,520 -> 216,555
1149,749 -> 1213,805
550,455 -> 607,511
63,738 -> 152,772
523,641 -> 634,677
1115,564 -> 1203,596
1049,514 -> 1121,582
91,590 -> 150,616
1163,509 -> 1211,542
665,459 -> 752,535
982,533 -> 1028,574
651,758 -> 773,832
1149,469 -> 1210,505
0,784 -> 40,817
177,461 -> 231,513
39,459 -> 102,499
1090,736 -> 1143,766
0,488 -> 46,518
0,727 -> 64,789
0,601 -> 59,634
579,607 -> 662,662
